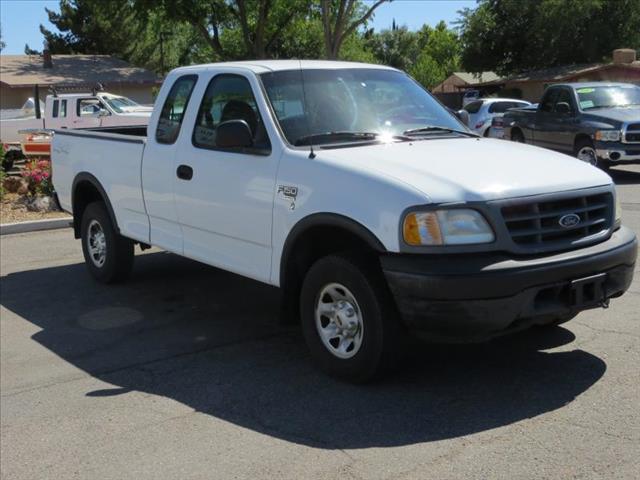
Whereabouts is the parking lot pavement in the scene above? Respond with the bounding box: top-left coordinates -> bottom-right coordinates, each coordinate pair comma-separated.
1,166 -> 639,480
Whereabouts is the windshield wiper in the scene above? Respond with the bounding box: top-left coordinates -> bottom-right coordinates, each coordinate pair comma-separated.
403,126 -> 478,138
294,131 -> 410,146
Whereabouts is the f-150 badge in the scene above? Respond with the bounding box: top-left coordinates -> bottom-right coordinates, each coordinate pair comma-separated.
278,185 -> 298,210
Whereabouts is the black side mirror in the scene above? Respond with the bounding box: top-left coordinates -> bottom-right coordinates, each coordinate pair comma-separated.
216,119 -> 253,149
555,102 -> 572,115
454,109 -> 470,126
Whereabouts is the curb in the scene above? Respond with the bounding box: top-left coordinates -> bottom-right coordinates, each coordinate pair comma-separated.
0,217 -> 72,236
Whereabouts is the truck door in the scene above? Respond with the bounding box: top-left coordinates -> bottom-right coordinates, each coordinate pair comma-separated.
545,87 -> 580,155
73,97 -> 107,128
172,71 -> 279,283
533,87 -> 560,149
142,74 -> 199,253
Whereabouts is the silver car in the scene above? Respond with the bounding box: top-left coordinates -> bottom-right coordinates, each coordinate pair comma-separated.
463,98 -> 532,136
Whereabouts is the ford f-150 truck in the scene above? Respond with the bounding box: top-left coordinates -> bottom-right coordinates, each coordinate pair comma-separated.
51,61 -> 637,382
503,82 -> 640,169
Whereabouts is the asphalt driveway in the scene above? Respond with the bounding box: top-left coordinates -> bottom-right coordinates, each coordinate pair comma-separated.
1,166 -> 639,479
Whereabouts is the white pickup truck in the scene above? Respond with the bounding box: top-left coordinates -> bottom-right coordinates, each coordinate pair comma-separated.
52,60 -> 637,381
1,92 -> 151,167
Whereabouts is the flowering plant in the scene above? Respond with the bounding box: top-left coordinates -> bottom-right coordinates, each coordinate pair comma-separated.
21,159 -> 53,196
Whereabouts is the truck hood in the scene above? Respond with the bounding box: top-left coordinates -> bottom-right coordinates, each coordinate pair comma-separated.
318,137 -> 612,203
583,107 -> 640,124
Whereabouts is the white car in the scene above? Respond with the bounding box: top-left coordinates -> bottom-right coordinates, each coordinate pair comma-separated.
51,60 -> 637,382
463,98 -> 532,136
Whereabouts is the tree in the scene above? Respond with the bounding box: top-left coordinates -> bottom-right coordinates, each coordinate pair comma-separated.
0,26 -> 6,52
408,22 -> 460,89
136,0 -> 313,60
365,25 -> 419,71
458,0 -> 640,76
319,0 -> 390,59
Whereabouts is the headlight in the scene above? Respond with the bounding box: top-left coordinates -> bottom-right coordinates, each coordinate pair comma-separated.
595,130 -> 621,142
614,191 -> 622,226
403,209 -> 495,246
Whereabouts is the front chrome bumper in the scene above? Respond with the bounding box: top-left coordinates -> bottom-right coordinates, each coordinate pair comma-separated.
596,148 -> 640,164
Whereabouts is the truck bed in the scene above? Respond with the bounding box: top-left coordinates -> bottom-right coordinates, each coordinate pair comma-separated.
52,126 -> 151,243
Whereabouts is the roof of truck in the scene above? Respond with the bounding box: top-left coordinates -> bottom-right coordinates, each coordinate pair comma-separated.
174,60 -> 398,74
552,82 -> 638,89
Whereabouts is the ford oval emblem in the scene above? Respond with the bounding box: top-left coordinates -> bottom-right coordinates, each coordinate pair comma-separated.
559,213 -> 581,228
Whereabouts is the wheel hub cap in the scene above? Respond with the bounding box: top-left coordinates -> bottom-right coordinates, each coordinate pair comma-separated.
87,219 -> 107,268
578,146 -> 597,166
315,283 -> 364,359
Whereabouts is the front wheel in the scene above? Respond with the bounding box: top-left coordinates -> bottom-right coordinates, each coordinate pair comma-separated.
300,253 -> 401,382
575,138 -> 602,168
81,202 -> 134,283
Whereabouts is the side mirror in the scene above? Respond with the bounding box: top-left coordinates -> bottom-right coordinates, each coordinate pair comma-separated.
98,109 -> 110,117
454,109 -> 470,126
555,102 -> 572,115
216,119 -> 253,149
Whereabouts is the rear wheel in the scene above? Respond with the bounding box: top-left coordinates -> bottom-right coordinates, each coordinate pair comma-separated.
300,253 -> 401,383
81,202 -> 134,283
511,129 -> 525,143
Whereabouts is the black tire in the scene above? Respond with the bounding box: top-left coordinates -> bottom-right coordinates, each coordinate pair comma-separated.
511,129 -> 525,143
80,202 -> 134,283
300,253 -> 401,383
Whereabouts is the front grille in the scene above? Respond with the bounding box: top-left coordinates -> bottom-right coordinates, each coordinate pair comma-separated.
501,192 -> 613,251
625,123 -> 640,143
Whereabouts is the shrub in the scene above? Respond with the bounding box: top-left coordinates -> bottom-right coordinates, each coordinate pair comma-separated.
0,168 -> 5,200
21,159 -> 53,196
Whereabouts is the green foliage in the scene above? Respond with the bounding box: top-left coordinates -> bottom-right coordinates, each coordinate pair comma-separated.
365,26 -> 418,71
459,0 -> 640,76
365,21 -> 461,88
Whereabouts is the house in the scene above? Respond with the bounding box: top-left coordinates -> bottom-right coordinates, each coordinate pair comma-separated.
0,51 -> 160,109
431,71 -> 501,94
471,49 -> 640,103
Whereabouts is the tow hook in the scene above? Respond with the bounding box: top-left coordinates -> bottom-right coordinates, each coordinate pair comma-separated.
601,298 -> 610,309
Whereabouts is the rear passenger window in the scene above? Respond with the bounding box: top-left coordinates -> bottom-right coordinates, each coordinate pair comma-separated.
464,101 -> 483,114
59,99 -> 67,118
192,74 -> 270,154
156,75 -> 198,144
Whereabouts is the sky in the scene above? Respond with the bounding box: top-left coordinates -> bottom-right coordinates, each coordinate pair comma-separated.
0,0 -> 477,55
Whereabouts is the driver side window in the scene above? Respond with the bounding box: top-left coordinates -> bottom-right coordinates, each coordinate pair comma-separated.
192,74 -> 270,154
77,98 -> 108,117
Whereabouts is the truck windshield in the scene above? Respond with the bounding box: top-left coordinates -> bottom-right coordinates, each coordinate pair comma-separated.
260,69 -> 466,146
102,96 -> 140,113
576,85 -> 640,110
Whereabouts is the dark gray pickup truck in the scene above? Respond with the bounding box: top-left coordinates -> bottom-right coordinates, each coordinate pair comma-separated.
504,82 -> 640,170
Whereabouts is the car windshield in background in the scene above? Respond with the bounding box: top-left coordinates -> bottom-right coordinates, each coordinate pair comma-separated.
260,69 -> 466,147
102,96 -> 140,113
576,85 -> 640,110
